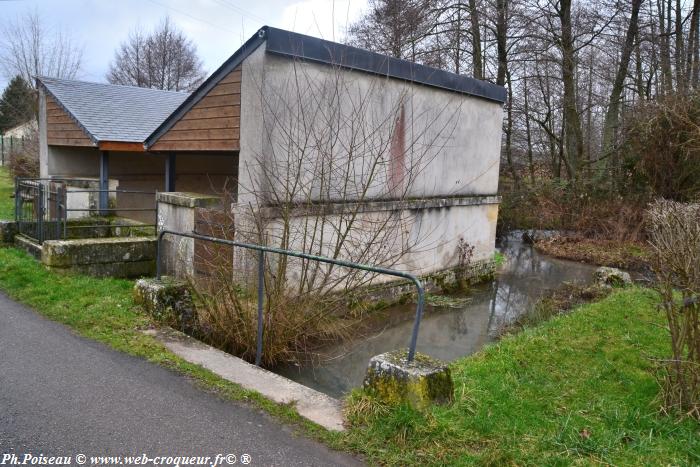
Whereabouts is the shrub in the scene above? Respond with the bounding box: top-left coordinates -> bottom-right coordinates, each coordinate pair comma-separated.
7,129 -> 39,178
498,179 -> 648,241
622,92 -> 700,201
647,199 -> 700,419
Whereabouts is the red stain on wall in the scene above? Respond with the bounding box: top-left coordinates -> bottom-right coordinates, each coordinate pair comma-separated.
389,103 -> 406,196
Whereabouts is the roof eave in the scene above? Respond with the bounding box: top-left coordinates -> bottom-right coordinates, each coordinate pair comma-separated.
263,27 -> 506,103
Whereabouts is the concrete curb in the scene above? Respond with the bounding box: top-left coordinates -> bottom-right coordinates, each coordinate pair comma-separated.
145,328 -> 346,432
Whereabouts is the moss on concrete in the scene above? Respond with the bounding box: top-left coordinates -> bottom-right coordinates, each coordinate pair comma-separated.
363,349 -> 454,410
134,277 -> 195,332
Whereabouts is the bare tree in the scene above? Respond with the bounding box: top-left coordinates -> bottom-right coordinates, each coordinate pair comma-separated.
348,0 -> 437,61
107,17 -> 206,92
0,10 -> 83,87
192,59 -> 462,365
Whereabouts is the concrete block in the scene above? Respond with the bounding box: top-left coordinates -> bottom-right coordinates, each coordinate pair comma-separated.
363,349 -> 453,409
0,220 -> 17,243
134,277 -> 195,332
14,234 -> 42,259
593,266 -> 632,288
53,260 -> 156,278
42,236 -> 156,267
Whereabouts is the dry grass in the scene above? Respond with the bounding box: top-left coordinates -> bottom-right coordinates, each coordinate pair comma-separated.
534,235 -> 652,271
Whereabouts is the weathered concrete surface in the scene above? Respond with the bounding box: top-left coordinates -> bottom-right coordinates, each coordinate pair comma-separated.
0,220 -> 17,243
593,266 -> 632,288
134,277 -> 195,332
156,191 -> 222,209
14,235 -> 42,259
364,350 -> 453,410
148,328 -> 346,431
42,236 -> 157,278
235,45 -> 503,284
157,192 -> 223,278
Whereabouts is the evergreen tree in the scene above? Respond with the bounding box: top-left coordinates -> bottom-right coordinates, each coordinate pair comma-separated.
0,76 -> 35,134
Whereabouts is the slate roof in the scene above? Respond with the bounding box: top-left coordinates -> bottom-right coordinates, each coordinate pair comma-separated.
38,77 -> 190,143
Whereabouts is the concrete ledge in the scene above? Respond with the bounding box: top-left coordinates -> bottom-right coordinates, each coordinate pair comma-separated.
157,192 -> 222,209
51,260 -> 156,278
42,236 -> 157,267
14,235 -> 42,259
147,328 -> 346,431
257,194 -> 501,218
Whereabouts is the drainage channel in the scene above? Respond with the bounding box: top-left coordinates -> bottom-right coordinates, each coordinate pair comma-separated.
274,236 -> 599,399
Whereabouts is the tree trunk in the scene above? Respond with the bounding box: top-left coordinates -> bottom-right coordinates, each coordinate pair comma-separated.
674,0 -> 685,89
602,0 -> 643,187
504,69 -> 520,188
559,0 -> 584,181
659,0 -> 674,93
687,0 -> 700,86
523,76 -> 535,184
469,0 -> 483,79
496,0 -> 509,86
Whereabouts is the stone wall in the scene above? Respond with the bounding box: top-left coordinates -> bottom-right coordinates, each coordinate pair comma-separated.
42,236 -> 157,277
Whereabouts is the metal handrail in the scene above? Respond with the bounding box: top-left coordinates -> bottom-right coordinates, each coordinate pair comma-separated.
156,229 -> 425,365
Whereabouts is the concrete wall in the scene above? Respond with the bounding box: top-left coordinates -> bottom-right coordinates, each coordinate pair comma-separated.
236,45 -> 504,279
239,50 -> 503,205
262,197 -> 499,284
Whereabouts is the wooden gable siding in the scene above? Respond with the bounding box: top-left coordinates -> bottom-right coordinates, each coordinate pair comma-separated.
150,67 -> 241,151
46,95 -> 94,147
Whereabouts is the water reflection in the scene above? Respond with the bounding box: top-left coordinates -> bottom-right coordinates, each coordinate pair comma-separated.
275,237 -> 598,398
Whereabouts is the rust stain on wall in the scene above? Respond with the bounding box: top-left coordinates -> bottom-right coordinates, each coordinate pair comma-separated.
389,103 -> 406,196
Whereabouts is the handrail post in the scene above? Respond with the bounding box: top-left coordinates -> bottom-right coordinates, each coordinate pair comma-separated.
37,182 -> 44,243
255,250 -> 265,366
406,280 -> 425,362
14,178 -> 19,223
156,231 -> 164,279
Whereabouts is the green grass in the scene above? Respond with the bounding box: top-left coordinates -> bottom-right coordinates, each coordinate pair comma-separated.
0,242 -> 697,465
341,287 -> 700,465
0,166 -> 14,219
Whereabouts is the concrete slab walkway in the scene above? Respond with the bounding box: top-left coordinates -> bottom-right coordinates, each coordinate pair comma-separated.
0,292 -> 361,466
149,329 -> 345,431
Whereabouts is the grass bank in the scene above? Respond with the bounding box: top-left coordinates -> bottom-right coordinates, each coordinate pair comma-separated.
0,239 -> 696,464
342,287 -> 700,465
0,166 -> 14,219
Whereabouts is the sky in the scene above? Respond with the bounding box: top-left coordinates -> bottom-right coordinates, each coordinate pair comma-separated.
0,0 -> 369,90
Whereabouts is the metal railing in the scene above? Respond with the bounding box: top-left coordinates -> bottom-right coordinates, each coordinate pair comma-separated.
15,177 -> 157,244
156,229 -> 426,365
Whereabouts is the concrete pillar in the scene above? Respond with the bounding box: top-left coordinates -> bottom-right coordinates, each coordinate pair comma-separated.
165,152 -> 176,192
99,150 -> 109,215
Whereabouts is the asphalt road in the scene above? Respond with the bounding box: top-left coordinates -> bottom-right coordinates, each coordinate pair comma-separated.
0,292 -> 361,466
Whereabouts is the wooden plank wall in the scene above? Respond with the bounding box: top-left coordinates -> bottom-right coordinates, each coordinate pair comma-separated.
46,95 -> 94,147
150,67 -> 241,151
